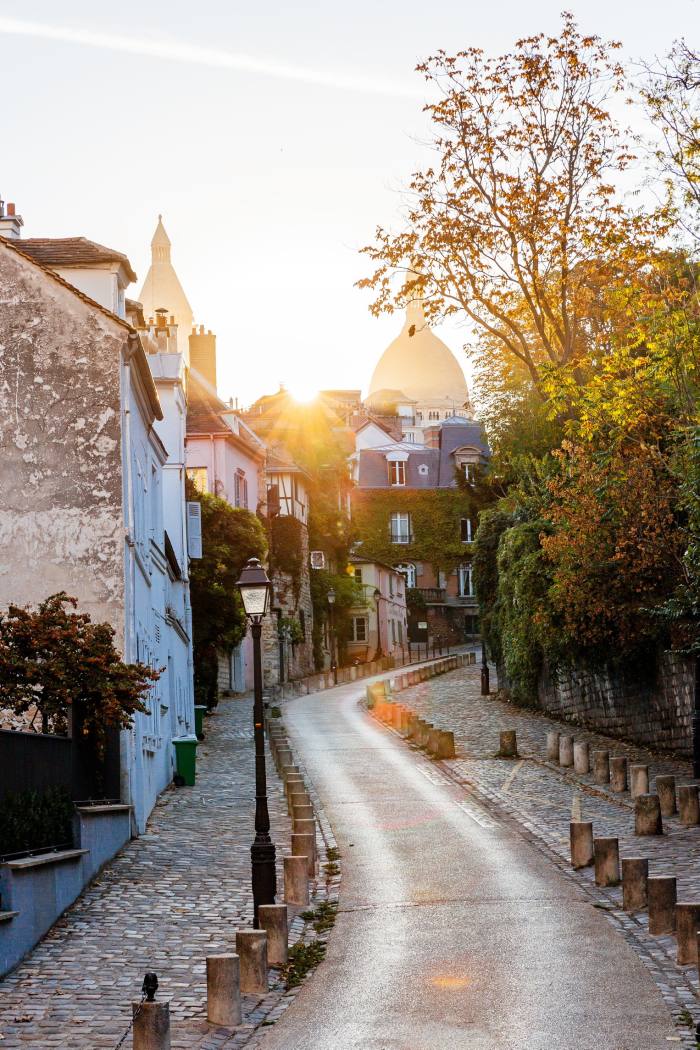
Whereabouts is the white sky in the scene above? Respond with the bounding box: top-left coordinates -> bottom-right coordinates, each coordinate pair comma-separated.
0,0 -> 697,405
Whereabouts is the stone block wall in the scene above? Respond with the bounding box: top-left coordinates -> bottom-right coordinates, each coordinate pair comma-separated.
533,651 -> 694,756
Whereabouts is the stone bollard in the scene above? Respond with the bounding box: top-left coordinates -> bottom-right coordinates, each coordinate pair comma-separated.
635,794 -> 663,836
419,722 -> 433,748
293,803 -> 315,827
630,765 -> 649,799
284,774 -> 304,795
546,731 -> 560,762
284,855 -> 309,906
292,832 -> 316,876
288,791 -> 311,816
592,751 -> 610,785
569,821 -> 594,869
499,730 -> 518,758
621,858 -> 648,912
594,837 -> 620,886
277,748 -> 293,768
133,1001 -> 171,1050
258,904 -> 289,967
573,740 -> 590,775
559,735 -> 574,768
427,728 -> 441,755
206,954 -> 242,1027
437,730 -> 456,759
675,903 -> 700,965
235,930 -> 268,995
648,876 -> 677,934
678,785 -> 700,826
609,756 -> 628,793
655,775 -> 677,817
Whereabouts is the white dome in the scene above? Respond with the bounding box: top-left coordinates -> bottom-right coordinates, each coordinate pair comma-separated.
368,302 -> 470,408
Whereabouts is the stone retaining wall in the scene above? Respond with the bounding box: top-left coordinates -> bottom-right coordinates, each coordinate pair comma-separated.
532,651 -> 694,757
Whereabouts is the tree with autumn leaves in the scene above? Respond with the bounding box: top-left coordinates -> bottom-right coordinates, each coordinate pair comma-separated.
362,14 -> 700,698
0,593 -> 157,754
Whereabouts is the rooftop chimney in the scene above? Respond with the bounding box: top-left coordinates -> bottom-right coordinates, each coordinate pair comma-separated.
189,325 -> 217,389
0,197 -> 24,239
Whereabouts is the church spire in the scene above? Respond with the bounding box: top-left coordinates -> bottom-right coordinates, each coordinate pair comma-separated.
151,214 -> 171,263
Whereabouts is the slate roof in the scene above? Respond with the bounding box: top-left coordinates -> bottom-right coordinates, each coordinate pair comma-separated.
355,418 -> 488,489
186,370 -> 231,435
17,237 -> 138,283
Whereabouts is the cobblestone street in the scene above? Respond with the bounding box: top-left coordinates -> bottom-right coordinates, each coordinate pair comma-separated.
391,663 -> 700,1044
0,698 -> 322,1050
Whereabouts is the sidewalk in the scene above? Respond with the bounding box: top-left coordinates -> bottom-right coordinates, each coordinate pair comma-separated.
389,663 -> 700,1044
0,698 -> 323,1049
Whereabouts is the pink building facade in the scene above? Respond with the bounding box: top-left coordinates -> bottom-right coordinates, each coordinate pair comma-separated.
185,367 -> 266,691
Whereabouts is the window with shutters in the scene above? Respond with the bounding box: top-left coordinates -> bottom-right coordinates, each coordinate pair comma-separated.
458,563 -> 475,597
186,501 -> 203,559
388,460 -> 406,486
234,469 -> 248,509
390,512 -> 411,544
352,616 -> 367,642
395,563 -> 416,588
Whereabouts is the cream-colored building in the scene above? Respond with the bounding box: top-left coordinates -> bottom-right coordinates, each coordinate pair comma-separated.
366,299 -> 471,444
138,216 -> 193,357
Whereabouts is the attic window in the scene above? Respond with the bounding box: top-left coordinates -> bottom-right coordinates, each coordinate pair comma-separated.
388,461 -> 406,486
418,464 -> 428,476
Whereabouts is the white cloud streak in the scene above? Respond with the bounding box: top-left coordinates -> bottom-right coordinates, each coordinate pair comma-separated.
0,16 -> 421,98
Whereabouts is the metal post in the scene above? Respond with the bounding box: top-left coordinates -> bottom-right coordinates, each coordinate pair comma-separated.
480,641 -> 490,696
250,622 -> 276,926
693,657 -> 700,779
329,605 -> 337,685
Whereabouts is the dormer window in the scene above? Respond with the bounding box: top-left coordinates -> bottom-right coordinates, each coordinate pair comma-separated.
388,461 -> 406,486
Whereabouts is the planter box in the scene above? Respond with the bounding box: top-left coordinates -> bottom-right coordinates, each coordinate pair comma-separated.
0,804 -> 131,977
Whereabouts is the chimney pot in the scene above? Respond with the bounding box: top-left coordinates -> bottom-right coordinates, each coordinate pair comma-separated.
7,203 -> 15,216
199,324 -> 204,335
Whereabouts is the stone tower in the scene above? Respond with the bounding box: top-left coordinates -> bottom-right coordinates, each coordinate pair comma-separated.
138,216 -> 193,358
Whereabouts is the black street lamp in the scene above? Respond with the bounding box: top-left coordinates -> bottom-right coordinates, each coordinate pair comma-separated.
327,588 -> 338,685
374,588 -> 384,659
481,639 -> 490,696
236,557 -> 276,926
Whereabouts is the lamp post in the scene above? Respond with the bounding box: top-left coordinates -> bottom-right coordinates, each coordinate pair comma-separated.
327,588 -> 338,685
373,588 -> 384,659
236,557 -> 276,926
481,639 -> 490,696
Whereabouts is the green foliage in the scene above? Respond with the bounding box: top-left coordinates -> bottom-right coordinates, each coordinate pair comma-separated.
269,514 -> 304,599
0,787 -> 74,858
278,616 -> 304,645
351,488 -> 477,577
284,940 -> 327,989
406,587 -> 426,611
0,593 -> 154,756
472,509 -> 517,665
187,482 -> 267,707
310,569 -> 363,670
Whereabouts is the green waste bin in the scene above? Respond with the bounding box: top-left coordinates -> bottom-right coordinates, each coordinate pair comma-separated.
194,705 -> 207,741
173,735 -> 198,786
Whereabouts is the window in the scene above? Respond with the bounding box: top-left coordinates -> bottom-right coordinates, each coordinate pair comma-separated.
418,464 -> 429,476
234,469 -> 248,509
462,463 -> 477,483
187,467 -> 208,494
458,563 -> 475,598
388,460 -> 406,486
354,566 -> 363,584
391,620 -> 396,644
352,616 -> 367,642
395,562 -> 416,588
390,512 -> 412,544
416,411 -> 423,421
460,518 -> 473,543
397,620 -> 403,644
389,574 -> 394,597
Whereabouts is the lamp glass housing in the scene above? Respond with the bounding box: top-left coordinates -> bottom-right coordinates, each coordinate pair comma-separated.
240,585 -> 270,618
327,588 -> 336,606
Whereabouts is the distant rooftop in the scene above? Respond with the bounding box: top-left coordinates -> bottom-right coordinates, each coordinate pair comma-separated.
17,237 -> 137,283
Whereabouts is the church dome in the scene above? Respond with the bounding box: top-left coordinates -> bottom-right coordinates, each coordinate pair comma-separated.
368,301 -> 470,409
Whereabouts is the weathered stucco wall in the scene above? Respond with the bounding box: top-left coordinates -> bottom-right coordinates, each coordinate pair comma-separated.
0,247 -> 126,639
532,651 -> 695,757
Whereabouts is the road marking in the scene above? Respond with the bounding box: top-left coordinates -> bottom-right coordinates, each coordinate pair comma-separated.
414,764 -> 498,828
501,759 -> 525,795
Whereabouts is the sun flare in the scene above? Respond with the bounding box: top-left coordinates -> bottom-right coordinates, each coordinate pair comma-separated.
287,378 -> 320,403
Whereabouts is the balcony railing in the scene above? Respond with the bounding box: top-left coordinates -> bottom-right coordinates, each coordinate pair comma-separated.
417,587 -> 446,603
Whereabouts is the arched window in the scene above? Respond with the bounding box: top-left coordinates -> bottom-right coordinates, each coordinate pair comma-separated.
395,562 -> 417,589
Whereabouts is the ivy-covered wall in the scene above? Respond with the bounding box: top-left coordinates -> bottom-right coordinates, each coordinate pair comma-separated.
351,489 -> 476,577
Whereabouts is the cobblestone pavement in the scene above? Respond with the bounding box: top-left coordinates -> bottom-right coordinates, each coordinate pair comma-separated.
388,663 -> 700,1047
0,698 -> 336,1050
